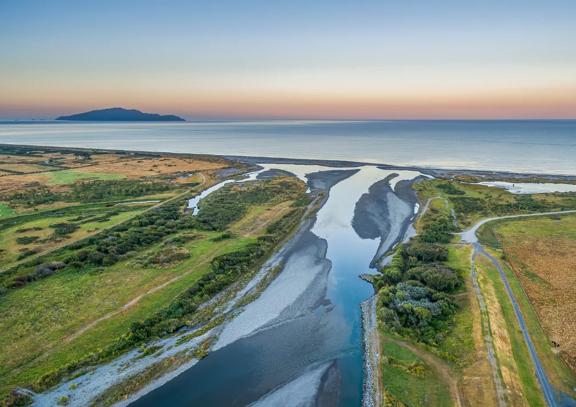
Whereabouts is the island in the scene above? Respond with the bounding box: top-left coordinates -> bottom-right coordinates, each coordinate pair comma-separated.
56,107 -> 185,122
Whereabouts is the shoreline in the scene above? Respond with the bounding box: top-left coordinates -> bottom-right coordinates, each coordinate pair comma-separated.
2,142 -> 576,180
361,295 -> 382,407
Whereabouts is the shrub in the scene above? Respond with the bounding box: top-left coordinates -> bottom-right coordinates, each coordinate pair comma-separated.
16,236 -> 40,245
51,222 -> 79,237
436,183 -> 465,195
405,264 -> 462,292
405,241 -> 448,263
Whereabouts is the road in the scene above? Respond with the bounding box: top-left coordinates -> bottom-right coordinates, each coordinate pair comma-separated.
461,209 -> 576,407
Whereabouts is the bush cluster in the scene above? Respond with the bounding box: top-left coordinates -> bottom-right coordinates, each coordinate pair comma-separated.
375,212 -> 461,344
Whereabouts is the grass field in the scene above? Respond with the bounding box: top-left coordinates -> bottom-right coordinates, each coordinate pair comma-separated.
0,149 -> 233,196
0,206 -> 150,272
0,163 -> 53,173
481,215 -> 576,398
415,179 -> 576,227
380,336 -> 454,406
0,230 -> 254,395
0,173 -> 306,400
47,169 -> 126,185
476,254 -> 546,407
0,203 -> 15,218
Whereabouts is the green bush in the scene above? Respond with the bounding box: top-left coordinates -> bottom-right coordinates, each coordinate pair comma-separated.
15,236 -> 40,245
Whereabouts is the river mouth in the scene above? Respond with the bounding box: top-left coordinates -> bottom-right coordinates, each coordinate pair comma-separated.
130,165 -> 421,407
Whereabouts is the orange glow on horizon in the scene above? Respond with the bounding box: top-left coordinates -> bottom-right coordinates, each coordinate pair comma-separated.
2,85 -> 575,120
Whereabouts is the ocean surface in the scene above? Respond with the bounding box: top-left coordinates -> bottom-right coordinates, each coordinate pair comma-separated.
0,120 -> 575,174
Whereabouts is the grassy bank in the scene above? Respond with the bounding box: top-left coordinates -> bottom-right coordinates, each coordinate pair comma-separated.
478,215 -> 576,398
380,336 -> 454,406
0,173 -> 307,402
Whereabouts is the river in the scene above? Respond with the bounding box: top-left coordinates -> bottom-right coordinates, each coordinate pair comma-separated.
130,164 -> 421,406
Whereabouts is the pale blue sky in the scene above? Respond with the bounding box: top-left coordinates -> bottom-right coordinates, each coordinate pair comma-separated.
1,0 -> 575,119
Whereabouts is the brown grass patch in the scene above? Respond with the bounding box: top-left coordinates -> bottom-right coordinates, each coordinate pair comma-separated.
73,156 -> 227,178
0,164 -> 52,173
0,155 -> 228,194
502,238 -> 576,372
459,274 -> 499,407
230,201 -> 294,237
477,256 -> 527,406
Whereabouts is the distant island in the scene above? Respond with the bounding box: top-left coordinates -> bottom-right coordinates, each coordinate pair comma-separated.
56,107 -> 185,122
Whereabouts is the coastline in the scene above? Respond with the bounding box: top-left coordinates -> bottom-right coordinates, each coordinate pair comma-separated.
361,295 -> 382,407
2,141 -> 576,180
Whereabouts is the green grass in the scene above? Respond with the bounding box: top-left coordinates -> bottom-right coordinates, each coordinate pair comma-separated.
434,245 -> 476,368
0,208 -> 146,272
0,180 -> 304,398
416,179 -> 576,229
481,255 -> 546,407
47,169 -> 124,185
381,338 -> 454,406
0,230 -> 256,396
0,203 -> 15,218
497,214 -> 576,240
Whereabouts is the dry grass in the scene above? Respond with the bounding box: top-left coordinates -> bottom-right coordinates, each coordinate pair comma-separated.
0,154 -> 228,194
477,256 -> 527,406
230,201 -> 294,237
75,156 -> 226,178
459,271 -> 499,407
0,163 -> 51,173
499,229 -> 576,373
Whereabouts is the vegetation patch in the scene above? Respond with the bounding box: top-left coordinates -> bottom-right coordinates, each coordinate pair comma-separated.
0,172 -> 307,402
415,179 -> 576,227
380,338 -> 452,406
0,203 -> 15,218
374,209 -> 462,345
487,215 -> 576,396
47,169 -> 125,185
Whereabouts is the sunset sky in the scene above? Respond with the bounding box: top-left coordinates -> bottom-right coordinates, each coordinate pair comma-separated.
1,0 -> 575,120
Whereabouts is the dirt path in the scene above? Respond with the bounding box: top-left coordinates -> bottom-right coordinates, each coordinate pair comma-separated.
388,338 -> 463,407
418,195 -> 457,225
64,247 -> 219,343
66,178 -> 286,343
470,249 -> 509,407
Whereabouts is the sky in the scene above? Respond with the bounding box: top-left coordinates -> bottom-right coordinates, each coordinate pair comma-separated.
1,0 -> 575,120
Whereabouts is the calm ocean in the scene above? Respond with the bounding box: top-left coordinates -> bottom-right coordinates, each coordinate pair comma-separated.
0,120 -> 575,174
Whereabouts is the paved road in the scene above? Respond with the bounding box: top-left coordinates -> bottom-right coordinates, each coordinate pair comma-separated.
476,243 -> 557,407
462,210 -> 576,407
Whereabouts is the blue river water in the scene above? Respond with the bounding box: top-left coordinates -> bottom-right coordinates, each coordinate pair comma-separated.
129,166 -> 417,406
